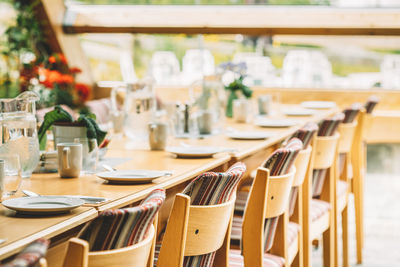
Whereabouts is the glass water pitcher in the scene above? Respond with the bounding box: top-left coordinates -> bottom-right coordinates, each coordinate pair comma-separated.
111,80 -> 156,141
0,91 -> 40,178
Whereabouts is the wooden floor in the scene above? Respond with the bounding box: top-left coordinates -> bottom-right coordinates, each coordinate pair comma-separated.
312,144 -> 400,266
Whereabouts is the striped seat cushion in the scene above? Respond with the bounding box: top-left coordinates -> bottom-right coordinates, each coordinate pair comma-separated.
2,239 -> 49,267
234,190 -> 248,213
365,96 -> 379,114
79,189 -> 165,251
288,186 -> 298,217
337,180 -> 348,197
290,122 -> 318,149
310,199 -> 330,222
155,162 -> 246,267
182,162 -> 246,205
342,103 -> 362,123
263,138 -> 303,176
288,222 -> 300,245
230,215 -> 279,253
317,113 -> 344,137
229,249 -> 285,267
312,169 -> 327,198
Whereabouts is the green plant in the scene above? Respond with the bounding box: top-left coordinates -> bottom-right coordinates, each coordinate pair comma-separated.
225,75 -> 253,117
1,0 -> 47,97
38,105 -> 107,150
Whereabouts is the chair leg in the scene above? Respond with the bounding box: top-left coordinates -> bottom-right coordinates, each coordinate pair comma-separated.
334,201 -> 339,267
353,177 -> 363,264
323,223 -> 335,267
342,206 -> 349,267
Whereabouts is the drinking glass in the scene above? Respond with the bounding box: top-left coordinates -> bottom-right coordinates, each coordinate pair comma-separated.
0,154 -> 22,197
74,138 -> 98,174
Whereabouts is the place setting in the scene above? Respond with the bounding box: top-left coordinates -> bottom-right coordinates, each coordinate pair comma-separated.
225,127 -> 276,140
301,101 -> 337,109
97,164 -> 173,184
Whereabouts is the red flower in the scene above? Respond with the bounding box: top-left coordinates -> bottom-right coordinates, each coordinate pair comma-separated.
48,56 -> 56,64
58,54 -> 68,65
75,83 -> 91,102
69,67 -> 82,74
59,74 -> 74,84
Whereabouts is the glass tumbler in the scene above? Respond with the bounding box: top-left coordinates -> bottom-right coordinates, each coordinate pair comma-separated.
74,138 -> 99,174
0,154 -> 22,197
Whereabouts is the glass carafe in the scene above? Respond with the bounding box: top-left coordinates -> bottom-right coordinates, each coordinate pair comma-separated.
0,91 -> 40,178
111,81 -> 156,141
193,75 -> 226,134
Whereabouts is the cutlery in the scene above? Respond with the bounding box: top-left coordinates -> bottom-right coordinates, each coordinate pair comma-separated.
22,190 -> 107,204
102,164 -> 117,172
179,142 -> 237,153
101,165 -> 173,176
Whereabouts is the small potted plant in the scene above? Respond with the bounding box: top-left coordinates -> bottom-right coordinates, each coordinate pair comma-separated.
38,105 -> 107,151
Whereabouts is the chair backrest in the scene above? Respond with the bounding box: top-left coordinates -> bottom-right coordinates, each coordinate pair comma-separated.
88,225 -> 155,267
338,121 -> 357,154
313,133 -> 340,170
2,239 -> 50,267
185,197 -> 236,256
241,167 -> 295,266
157,162 -> 246,267
265,167 -> 297,218
293,146 -> 312,187
78,189 -> 165,252
63,225 -> 155,267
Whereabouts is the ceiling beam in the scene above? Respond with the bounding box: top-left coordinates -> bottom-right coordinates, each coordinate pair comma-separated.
64,5 -> 400,36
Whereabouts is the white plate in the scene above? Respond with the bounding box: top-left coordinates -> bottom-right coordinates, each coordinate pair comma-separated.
2,196 -> 84,215
301,101 -> 336,109
254,118 -> 298,128
97,170 -> 170,184
227,131 -> 275,140
167,146 -> 223,158
283,108 -> 316,116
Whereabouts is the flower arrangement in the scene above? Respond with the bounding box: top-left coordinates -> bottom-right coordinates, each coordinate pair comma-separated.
219,62 -> 253,117
1,1 -> 91,110
34,53 -> 91,108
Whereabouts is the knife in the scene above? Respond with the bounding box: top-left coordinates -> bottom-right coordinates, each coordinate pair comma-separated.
22,190 -> 108,204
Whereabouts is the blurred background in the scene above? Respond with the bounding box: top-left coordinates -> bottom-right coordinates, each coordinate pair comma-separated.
3,0 -> 400,94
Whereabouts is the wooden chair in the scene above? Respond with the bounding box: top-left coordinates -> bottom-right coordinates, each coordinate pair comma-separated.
156,162 -> 246,267
1,239 -> 50,267
303,133 -> 339,267
63,224 -> 156,267
288,145 -> 312,267
156,194 -> 235,267
229,167 -> 295,267
62,189 -> 165,267
334,120 -> 357,267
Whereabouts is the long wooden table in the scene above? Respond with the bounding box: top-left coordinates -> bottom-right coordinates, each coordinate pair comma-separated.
0,105 -> 336,264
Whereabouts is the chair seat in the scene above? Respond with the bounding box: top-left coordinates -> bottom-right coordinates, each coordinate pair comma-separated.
310,199 -> 330,222
229,249 -> 285,267
337,180 -> 349,197
288,222 -> 300,245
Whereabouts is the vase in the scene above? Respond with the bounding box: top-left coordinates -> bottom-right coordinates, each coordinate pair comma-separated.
52,122 -> 87,149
